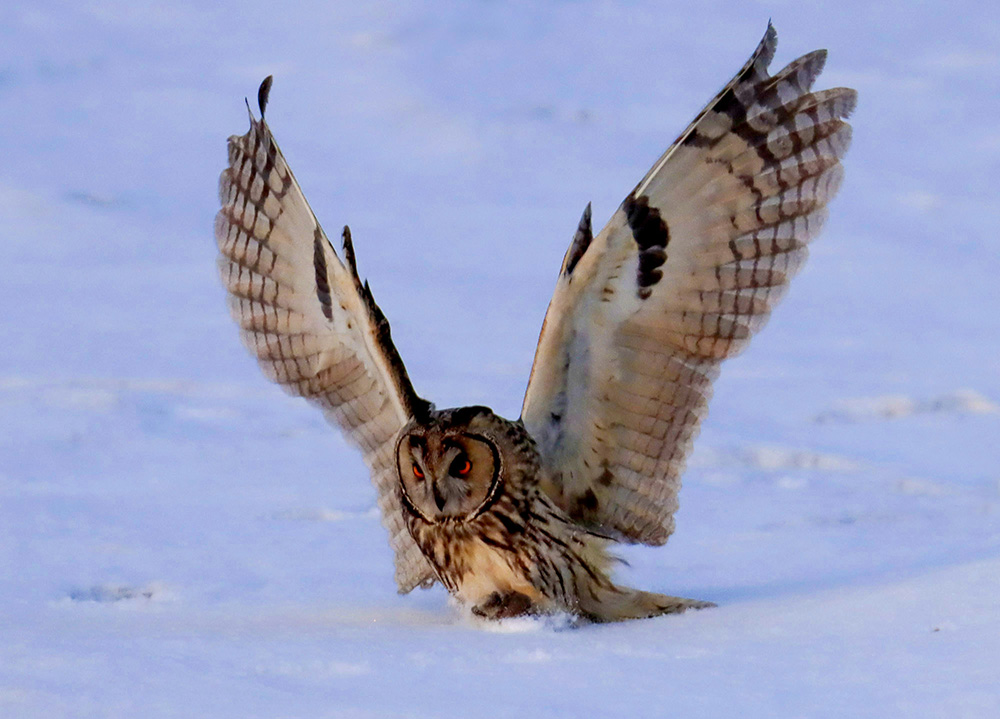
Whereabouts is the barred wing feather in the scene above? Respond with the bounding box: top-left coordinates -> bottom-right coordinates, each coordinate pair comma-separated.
214,82 -> 435,592
521,25 -> 856,544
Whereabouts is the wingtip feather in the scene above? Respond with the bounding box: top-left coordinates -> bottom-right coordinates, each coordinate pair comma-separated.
258,75 -> 274,117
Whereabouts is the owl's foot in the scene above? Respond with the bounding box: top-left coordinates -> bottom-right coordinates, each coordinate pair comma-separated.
471,591 -> 536,620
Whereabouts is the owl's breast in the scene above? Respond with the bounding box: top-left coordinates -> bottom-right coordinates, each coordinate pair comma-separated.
405,514 -> 545,607
450,538 -> 544,607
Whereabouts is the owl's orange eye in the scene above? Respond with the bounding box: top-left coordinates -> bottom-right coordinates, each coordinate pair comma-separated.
412,464 -> 424,480
451,455 -> 472,478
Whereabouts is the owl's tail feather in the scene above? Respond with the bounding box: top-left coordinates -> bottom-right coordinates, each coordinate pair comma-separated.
577,584 -> 715,623
564,536 -> 714,622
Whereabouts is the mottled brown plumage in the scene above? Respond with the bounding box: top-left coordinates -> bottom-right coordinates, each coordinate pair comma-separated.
214,25 -> 855,622
395,407 -> 710,620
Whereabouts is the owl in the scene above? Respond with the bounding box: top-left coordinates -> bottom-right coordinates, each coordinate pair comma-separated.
214,24 -> 855,622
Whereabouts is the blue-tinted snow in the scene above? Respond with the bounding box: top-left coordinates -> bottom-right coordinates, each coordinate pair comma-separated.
1,2 -> 998,717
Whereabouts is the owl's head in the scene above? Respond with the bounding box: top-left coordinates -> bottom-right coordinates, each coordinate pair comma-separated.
395,406 -> 533,523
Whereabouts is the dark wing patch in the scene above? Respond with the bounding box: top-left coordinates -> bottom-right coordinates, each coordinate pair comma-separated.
623,193 -> 670,299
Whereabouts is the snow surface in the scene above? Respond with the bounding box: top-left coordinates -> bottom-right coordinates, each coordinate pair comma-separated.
2,1 -> 999,717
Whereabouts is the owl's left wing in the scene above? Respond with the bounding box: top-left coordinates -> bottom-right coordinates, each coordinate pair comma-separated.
215,78 -> 435,592
521,25 -> 856,545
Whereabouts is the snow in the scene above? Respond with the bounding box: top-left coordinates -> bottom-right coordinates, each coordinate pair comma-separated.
2,1 -> 999,717
813,390 -> 1000,423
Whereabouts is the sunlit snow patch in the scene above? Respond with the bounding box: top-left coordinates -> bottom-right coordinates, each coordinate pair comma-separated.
814,390 -> 998,423
267,507 -> 380,522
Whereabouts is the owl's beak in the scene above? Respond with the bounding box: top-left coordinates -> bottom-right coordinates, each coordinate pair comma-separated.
431,478 -> 448,512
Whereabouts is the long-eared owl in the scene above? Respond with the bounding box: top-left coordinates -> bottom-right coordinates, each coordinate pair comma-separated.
214,24 -> 855,622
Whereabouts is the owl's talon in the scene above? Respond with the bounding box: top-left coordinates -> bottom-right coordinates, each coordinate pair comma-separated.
471,591 -> 535,620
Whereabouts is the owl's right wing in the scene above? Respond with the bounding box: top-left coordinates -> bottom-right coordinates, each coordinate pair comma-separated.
214,78 -> 435,593
521,25 -> 856,545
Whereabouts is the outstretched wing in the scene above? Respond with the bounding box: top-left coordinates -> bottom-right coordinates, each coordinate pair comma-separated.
214,78 -> 435,592
521,25 -> 856,544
